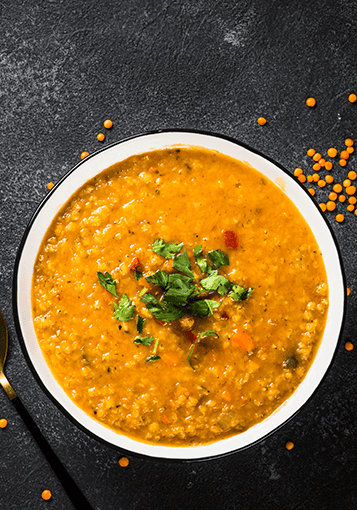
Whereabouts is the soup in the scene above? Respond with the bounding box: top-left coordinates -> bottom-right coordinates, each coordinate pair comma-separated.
32,147 -> 328,446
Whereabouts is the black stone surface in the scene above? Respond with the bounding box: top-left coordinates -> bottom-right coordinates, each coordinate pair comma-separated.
1,1 -> 357,509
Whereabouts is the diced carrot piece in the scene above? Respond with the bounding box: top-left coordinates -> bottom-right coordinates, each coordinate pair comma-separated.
221,390 -> 232,402
101,290 -> 113,303
224,230 -> 239,249
161,414 -> 170,424
231,329 -> 254,351
161,353 -> 179,366
128,257 -> 141,270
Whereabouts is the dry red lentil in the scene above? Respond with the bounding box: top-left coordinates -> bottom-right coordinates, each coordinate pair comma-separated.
327,148 -> 337,158
104,119 -> 113,129
41,490 -> 52,501
313,153 -> 321,162
0,419 -> 8,428
326,201 -> 336,211
285,441 -> 295,450
328,192 -> 337,201
348,171 -> 357,180
349,93 -> 357,103
348,197 -> 357,204
345,342 -> 354,351
325,175 -> 334,184
257,117 -> 266,125
333,184 -> 343,193
340,150 -> 350,160
47,182 -> 54,190
119,457 -> 130,468
325,161 -> 333,170
336,214 -> 345,223
294,168 -> 303,177
345,138 -> 354,147
317,180 -> 326,188
306,97 -> 316,107
97,133 -> 105,142
307,148 -> 315,157
347,204 -> 355,212
339,195 -> 346,203
343,179 -> 352,188
308,188 -> 315,196
319,203 -> 327,212
312,163 -> 321,171
298,174 -> 306,183
81,152 -> 90,159
339,159 -> 347,167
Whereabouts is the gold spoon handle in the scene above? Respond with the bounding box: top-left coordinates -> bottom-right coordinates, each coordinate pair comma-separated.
0,370 -> 17,400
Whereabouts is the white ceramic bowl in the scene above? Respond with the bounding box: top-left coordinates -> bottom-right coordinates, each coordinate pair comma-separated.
13,131 -> 346,460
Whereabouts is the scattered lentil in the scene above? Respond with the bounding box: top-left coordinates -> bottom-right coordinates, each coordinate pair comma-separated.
307,175 -> 314,183
308,188 -> 315,196
41,490 -> 52,501
257,117 -> 267,125
0,419 -> 8,428
313,152 -> 321,162
348,171 -> 357,180
345,342 -> 354,351
306,97 -> 316,107
348,196 -> 357,204
294,168 -> 303,177
347,287 -> 351,296
119,457 -> 130,468
313,173 -> 320,182
298,174 -> 306,183
333,183 -> 343,193
328,192 -> 337,201
97,133 -> 105,142
104,119 -> 113,129
346,186 -> 356,195
339,195 -> 346,203
326,201 -> 336,211
348,93 -> 357,103
336,213 -> 345,223
285,441 -> 295,450
345,138 -> 354,147
347,146 -> 354,154
327,148 -> 338,158
307,148 -> 316,157
325,175 -> 334,184
318,158 -> 326,166
81,152 -> 90,159
347,204 -> 355,212
319,203 -> 327,212
47,182 -> 54,190
343,179 -> 352,188
339,159 -> 347,167
325,161 -> 333,170
340,150 -> 350,160
312,163 -> 321,171
317,180 -> 326,188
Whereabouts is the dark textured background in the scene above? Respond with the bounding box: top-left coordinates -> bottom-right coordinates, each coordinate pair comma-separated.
1,1 -> 357,509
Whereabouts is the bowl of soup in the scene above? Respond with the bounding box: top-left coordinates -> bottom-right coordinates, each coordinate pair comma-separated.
13,131 -> 345,460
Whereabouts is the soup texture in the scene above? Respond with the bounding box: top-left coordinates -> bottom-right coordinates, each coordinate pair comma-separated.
32,147 -> 328,446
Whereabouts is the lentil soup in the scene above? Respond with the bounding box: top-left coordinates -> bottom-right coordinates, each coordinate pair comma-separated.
32,147 -> 328,446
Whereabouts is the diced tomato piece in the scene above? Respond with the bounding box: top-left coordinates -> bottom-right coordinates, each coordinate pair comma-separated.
128,257 -> 141,270
221,311 -> 229,320
185,331 -> 197,344
224,230 -> 239,249
231,328 -> 254,351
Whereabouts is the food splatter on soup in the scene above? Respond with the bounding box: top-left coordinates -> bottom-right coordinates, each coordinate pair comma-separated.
32,147 -> 328,446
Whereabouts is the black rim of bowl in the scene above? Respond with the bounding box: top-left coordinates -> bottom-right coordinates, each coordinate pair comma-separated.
12,129 -> 347,463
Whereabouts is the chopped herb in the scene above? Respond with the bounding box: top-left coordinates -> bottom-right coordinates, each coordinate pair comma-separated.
187,299 -> 221,318
134,267 -> 143,281
229,285 -> 254,302
113,294 -> 136,321
188,330 -> 219,370
134,336 -> 154,346
97,271 -> 118,297
146,338 -> 160,362
194,245 -> 209,273
139,287 -> 148,297
208,250 -> 229,269
152,238 -> 184,258
141,293 -> 185,322
136,315 -> 145,334
172,250 -> 194,277
200,270 -> 232,296
146,270 -> 170,288
164,277 -> 196,306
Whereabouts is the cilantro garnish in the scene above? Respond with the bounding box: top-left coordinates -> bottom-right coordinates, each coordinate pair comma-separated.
186,299 -> 221,318
208,250 -> 229,269
229,285 -> 254,302
152,238 -> 184,258
146,270 -> 170,288
136,315 -> 145,334
134,336 -> 154,346
113,294 -> 136,321
188,330 -> 219,370
200,270 -> 232,296
172,250 -> 195,277
134,267 -> 143,281
146,338 -> 160,362
194,245 -> 210,274
141,293 -> 185,322
97,271 -> 118,297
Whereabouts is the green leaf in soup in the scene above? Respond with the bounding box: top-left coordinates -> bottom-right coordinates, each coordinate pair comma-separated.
188,330 -> 219,370
97,271 -> 118,297
164,277 -> 196,306
113,294 -> 136,321
208,250 -> 229,269
152,238 -> 184,258
200,270 -> 232,296
141,293 -> 185,322
134,336 -> 154,346
229,285 -> 254,302
146,355 -> 161,362
146,270 -> 170,288
172,250 -> 195,277
186,299 -> 221,318
134,267 -> 143,281
136,315 -> 145,334
194,245 -> 209,274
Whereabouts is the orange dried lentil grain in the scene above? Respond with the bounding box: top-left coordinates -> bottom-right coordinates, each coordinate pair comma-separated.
348,93 -> 357,103
47,182 -> 54,190
97,133 -> 105,142
257,117 -> 266,125
325,161 -> 333,170
343,179 -> 352,188
333,183 -> 343,193
318,158 -> 326,166
319,203 -> 327,212
327,148 -> 338,158
285,441 -> 295,450
298,174 -> 306,183
294,168 -> 303,177
348,171 -> 357,180
308,188 -> 315,196
103,119 -> 113,129
339,159 -> 347,167
355,210 -> 357,216
339,195 -> 346,203
347,146 -> 354,154
119,457 -> 130,468
0,419 -> 8,428
348,196 -> 357,204
347,287 -> 351,296
313,152 -> 321,162
345,341 -> 354,351
80,151 -> 89,159
345,138 -> 354,146
326,201 -> 336,211
329,192 -> 337,201
346,186 -> 356,195
318,179 -> 326,188
336,213 -> 345,223
313,173 -> 320,182
340,150 -> 350,160
41,490 -> 52,501
307,175 -> 314,183
312,163 -> 321,171
307,148 -> 316,157
347,204 -> 355,212
325,175 -> 334,184
306,97 -> 316,107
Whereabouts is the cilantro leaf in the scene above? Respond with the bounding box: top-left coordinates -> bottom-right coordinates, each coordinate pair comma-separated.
229,285 -> 254,302
194,245 -> 209,273
208,250 -> 229,269
141,293 -> 185,322
164,277 -> 196,305
186,299 -> 221,318
188,330 -> 219,370
146,355 -> 161,362
136,315 -> 145,334
172,250 -> 194,277
134,268 -> 143,281
152,238 -> 184,258
97,271 -> 118,297
146,270 -> 170,288
200,270 -> 232,296
134,336 -> 154,346
113,294 -> 136,321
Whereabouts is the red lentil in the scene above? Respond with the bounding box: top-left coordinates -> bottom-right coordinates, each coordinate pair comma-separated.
294,168 -> 303,177
81,152 -> 90,159
343,179 -> 352,188
333,184 -> 343,193
312,163 -> 321,171
348,196 -> 357,204
345,342 -> 353,351
345,138 -> 354,147
298,174 -> 307,183
313,153 -> 321,162
348,171 -> 357,180
339,195 -> 346,203
285,441 -> 295,450
317,180 -> 326,188
308,188 -> 315,196
97,133 -> 105,142
328,192 -> 337,201
119,457 -> 130,468
0,419 -> 8,428
348,93 -> 357,103
346,186 -> 356,195
307,148 -> 316,157
47,182 -> 54,190
104,119 -> 113,129
257,117 -> 267,125
340,150 -> 350,160
339,159 -> 347,167
327,148 -> 337,158
336,213 -> 345,223
41,490 -> 52,501
326,201 -> 336,211
325,175 -> 334,184
319,203 -> 327,212
306,97 -> 316,107
325,161 -> 333,171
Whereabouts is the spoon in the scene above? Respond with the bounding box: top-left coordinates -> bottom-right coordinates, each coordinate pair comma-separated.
0,309 -> 93,510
